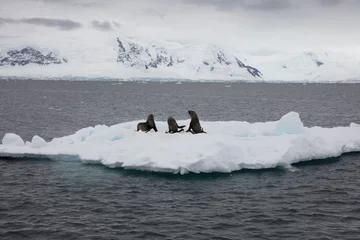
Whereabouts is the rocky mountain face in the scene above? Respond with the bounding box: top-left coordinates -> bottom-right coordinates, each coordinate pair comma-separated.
304,52 -> 324,67
235,58 -> 262,78
116,38 -> 184,69
116,38 -> 263,79
0,47 -> 67,66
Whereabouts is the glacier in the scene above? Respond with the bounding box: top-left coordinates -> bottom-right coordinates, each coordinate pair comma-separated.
1,112 -> 360,174
0,37 -> 360,82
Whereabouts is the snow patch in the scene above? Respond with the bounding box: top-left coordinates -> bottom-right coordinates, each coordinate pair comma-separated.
26,135 -> 47,148
273,112 -> 304,135
2,133 -> 25,146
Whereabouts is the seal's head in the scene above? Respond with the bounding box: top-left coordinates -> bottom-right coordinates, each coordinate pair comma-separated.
188,110 -> 198,119
147,113 -> 154,121
167,116 -> 175,124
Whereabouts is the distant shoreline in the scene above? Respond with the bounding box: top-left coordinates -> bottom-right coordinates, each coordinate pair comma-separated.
1,76 -> 360,84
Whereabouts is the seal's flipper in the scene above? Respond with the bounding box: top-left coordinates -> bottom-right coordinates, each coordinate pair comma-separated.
186,126 -> 192,132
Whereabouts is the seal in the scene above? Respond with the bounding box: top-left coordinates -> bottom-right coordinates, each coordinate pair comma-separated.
136,114 -> 158,133
166,116 -> 185,134
186,110 -> 206,134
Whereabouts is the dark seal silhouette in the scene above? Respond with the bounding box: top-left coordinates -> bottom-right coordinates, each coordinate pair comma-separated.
136,114 -> 158,133
166,116 -> 185,134
186,110 -> 206,134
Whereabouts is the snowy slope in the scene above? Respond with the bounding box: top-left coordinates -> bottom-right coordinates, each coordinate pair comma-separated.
0,36 -> 359,82
248,51 -> 360,82
115,37 -> 262,80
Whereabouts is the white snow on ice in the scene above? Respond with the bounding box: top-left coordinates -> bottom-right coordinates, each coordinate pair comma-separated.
1,112 -> 360,174
1,133 -> 25,147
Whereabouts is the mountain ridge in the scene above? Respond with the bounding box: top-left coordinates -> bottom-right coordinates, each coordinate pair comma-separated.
0,37 -> 359,82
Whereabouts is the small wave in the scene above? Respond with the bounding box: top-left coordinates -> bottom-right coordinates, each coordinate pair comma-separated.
48,107 -> 62,111
1,112 -> 360,174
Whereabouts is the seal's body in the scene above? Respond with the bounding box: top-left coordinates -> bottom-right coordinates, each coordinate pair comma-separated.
166,116 -> 185,134
186,110 -> 206,134
136,114 -> 158,133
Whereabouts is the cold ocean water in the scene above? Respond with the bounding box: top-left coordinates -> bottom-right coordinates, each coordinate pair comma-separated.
0,80 -> 360,240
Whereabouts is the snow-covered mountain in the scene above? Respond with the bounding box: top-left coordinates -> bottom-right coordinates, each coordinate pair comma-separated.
116,38 -> 262,79
0,37 -> 359,82
0,47 -> 67,66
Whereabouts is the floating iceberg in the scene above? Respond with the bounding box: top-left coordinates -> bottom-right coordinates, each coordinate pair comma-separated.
1,112 -> 360,174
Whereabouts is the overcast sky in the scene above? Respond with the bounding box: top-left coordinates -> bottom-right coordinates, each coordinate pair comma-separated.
0,0 -> 359,54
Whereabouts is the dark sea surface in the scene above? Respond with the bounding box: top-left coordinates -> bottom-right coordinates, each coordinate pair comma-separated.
0,80 -> 360,240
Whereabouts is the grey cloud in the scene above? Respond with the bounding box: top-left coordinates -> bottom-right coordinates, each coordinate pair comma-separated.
241,0 -> 291,10
318,0 -> 341,7
182,0 -> 292,11
112,21 -> 122,27
22,18 -> 82,30
0,18 -> 17,25
0,36 -> 22,38
0,17 -> 82,30
42,0 -> 103,7
92,20 -> 113,31
182,0 -> 237,11
183,0 -> 357,11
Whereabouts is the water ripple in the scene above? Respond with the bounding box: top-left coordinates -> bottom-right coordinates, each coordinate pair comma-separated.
1,81 -> 360,239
